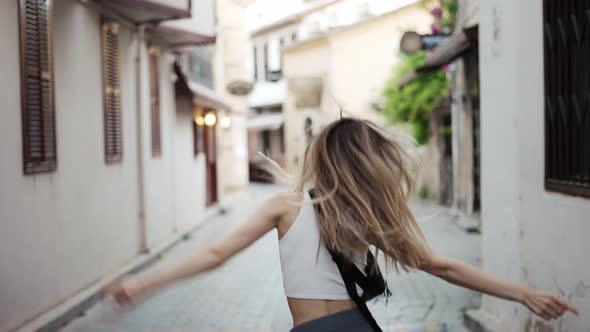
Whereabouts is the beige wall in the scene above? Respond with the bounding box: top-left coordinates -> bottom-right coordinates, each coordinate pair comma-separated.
214,0 -> 250,194
329,5 -> 432,122
283,4 -> 432,173
283,37 -> 331,172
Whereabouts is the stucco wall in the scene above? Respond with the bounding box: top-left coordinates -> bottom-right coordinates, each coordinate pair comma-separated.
479,0 -> 590,330
0,1 -> 140,330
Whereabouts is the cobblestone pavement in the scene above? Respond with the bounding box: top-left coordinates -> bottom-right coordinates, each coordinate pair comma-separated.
61,184 -> 480,332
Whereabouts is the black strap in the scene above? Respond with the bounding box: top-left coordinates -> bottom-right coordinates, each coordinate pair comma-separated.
331,254 -> 383,332
308,190 -> 383,331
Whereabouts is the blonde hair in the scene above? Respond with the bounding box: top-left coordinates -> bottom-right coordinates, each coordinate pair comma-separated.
293,118 -> 430,272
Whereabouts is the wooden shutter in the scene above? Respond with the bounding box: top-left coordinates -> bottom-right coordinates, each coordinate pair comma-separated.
19,0 -> 56,174
148,44 -> 161,157
101,19 -> 122,162
193,106 -> 204,155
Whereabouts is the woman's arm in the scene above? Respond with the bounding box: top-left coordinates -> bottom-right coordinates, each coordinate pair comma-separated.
104,193 -> 294,304
420,252 -> 580,321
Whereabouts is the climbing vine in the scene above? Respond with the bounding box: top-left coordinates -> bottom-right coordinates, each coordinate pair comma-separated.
381,0 -> 457,144
382,51 -> 449,144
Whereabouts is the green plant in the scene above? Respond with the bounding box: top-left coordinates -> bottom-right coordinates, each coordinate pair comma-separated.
439,125 -> 452,137
418,184 -> 430,200
382,50 -> 449,144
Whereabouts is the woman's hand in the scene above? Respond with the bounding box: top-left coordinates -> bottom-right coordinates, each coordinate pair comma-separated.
102,277 -> 143,306
521,288 -> 579,321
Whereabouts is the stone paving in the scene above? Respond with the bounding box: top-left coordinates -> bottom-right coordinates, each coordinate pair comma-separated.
60,184 -> 481,332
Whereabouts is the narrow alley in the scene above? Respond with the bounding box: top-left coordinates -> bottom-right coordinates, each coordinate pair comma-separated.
60,184 -> 480,332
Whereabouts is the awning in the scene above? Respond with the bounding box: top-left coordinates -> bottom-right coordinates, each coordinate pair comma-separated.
94,0 -> 191,24
174,63 -> 230,111
147,22 -> 216,48
398,25 -> 479,87
247,113 -> 285,130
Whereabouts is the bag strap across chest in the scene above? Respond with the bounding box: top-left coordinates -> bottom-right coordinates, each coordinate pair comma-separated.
308,190 -> 386,332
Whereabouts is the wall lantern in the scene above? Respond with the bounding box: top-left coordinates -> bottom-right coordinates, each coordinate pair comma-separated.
204,112 -> 217,126
194,113 -> 205,126
219,114 -> 231,129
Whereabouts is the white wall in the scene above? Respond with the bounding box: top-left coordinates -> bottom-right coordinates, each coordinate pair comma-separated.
0,1 -> 140,330
173,97 -> 207,231
480,0 -> 590,330
0,0 -> 213,329
140,47 -> 177,248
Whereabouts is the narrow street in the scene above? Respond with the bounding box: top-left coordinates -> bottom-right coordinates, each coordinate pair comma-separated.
61,184 -> 480,332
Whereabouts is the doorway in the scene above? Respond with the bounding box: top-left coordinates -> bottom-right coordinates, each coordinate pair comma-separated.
204,114 -> 218,206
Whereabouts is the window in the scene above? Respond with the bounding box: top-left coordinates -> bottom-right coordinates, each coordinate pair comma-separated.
148,44 -> 161,157
19,0 -> 56,174
101,19 -> 122,162
543,0 -> 590,198
263,43 -> 268,81
253,46 -> 258,82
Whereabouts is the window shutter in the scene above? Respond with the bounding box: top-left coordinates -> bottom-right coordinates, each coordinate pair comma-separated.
193,106 -> 204,155
19,0 -> 57,174
101,19 -> 122,162
148,44 -> 161,157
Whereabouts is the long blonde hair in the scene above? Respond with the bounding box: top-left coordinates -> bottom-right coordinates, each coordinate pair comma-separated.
294,118 -> 429,272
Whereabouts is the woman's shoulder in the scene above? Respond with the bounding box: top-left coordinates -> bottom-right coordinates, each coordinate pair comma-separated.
265,191 -> 304,217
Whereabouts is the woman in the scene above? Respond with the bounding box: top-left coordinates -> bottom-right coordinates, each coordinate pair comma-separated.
105,119 -> 579,331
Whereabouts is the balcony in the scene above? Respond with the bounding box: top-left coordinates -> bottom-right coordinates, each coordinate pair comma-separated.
94,0 -> 191,23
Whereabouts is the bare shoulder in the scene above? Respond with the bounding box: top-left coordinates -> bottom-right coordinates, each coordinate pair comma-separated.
267,191 -> 304,215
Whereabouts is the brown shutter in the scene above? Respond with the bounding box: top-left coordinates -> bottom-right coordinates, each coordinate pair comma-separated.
101,19 -> 122,162
19,0 -> 57,174
193,106 -> 204,155
148,44 -> 161,157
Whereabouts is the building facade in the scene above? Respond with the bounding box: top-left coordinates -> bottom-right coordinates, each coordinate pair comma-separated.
0,0 -> 235,330
466,0 -> 590,331
282,2 -> 432,173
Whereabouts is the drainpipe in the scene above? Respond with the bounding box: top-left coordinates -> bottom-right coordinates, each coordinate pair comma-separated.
135,25 -> 148,253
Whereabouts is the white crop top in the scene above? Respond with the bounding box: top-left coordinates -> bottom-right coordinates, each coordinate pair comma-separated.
278,191 -> 366,300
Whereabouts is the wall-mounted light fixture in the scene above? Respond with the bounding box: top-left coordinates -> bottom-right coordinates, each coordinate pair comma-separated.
219,113 -> 231,129
204,112 -> 217,126
194,113 -> 205,126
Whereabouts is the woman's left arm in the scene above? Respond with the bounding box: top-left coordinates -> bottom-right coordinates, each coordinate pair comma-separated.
104,194 -> 290,304
420,252 -> 580,321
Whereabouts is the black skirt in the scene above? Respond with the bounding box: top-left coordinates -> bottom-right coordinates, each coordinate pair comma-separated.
290,307 -> 373,332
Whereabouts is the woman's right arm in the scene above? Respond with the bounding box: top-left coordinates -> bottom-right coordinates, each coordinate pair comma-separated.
419,252 -> 580,321
103,193 -> 295,304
